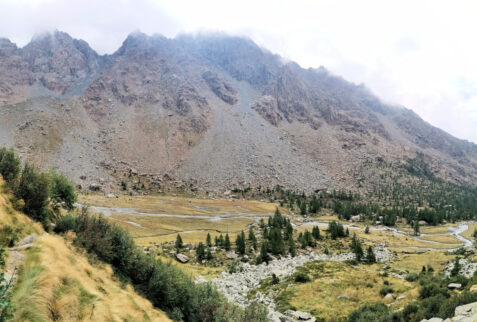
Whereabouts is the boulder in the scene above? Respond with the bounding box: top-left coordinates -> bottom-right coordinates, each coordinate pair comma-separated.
175,253 -> 189,263
106,193 -> 116,198
454,301 -> 477,320
17,234 -> 37,247
226,251 -> 238,260
337,295 -> 349,300
448,283 -> 462,289
384,293 -> 393,299
350,215 -> 360,222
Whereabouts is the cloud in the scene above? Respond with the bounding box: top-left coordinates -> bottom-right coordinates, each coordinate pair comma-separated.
0,0 -> 476,143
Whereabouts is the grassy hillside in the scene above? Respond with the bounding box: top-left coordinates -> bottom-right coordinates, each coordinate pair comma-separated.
11,234 -> 170,321
0,179 -> 170,322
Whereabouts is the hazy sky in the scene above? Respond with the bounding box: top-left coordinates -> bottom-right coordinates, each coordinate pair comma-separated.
1,0 -> 476,143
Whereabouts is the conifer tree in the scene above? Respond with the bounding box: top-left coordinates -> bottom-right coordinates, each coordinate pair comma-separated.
175,234 -> 183,250
248,227 -> 257,250
257,241 -> 269,264
312,226 -> 320,240
366,246 -> 376,263
196,242 -> 205,261
236,231 -> 246,255
206,233 -> 212,247
224,233 -> 231,251
288,236 -> 296,257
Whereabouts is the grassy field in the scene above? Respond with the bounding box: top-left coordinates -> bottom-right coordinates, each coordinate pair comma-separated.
79,194 -> 285,246
253,261 -> 418,321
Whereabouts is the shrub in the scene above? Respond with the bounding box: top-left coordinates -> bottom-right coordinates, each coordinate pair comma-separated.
0,148 -> 20,184
348,303 -> 393,322
379,285 -> 393,297
54,214 -> 78,233
405,272 -> 419,282
50,170 -> 77,210
294,271 -> 311,283
0,273 -> 15,321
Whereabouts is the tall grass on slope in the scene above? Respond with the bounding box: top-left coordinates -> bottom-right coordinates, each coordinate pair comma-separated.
11,234 -> 170,322
55,211 -> 268,321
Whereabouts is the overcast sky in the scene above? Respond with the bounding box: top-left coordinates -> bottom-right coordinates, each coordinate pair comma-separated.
1,0 -> 476,143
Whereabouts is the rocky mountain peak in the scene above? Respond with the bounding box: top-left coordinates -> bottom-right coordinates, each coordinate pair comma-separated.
0,38 -> 18,56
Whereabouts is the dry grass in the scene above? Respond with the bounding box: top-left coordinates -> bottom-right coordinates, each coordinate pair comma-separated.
269,261 -> 417,321
79,194 -> 279,245
11,234 -> 170,322
419,234 -> 463,245
389,251 -> 452,273
79,194 -> 284,216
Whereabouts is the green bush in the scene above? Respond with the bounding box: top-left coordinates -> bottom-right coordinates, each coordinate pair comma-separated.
54,214 -> 78,233
348,303 -> 394,322
379,285 -> 393,297
50,170 -> 77,210
0,148 -> 20,184
0,273 -> 15,321
294,271 -> 311,283
405,273 -> 419,282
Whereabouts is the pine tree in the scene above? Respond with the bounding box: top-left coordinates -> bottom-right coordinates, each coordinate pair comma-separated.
451,257 -> 461,276
219,234 -> 224,247
196,242 -> 205,261
414,219 -> 420,236
214,236 -> 219,246
236,231 -> 246,255
224,233 -> 231,251
257,241 -> 269,265
365,226 -> 370,234
206,233 -> 212,247
351,233 -> 363,261
175,234 -> 183,250
288,237 -> 296,257
270,227 -> 284,255
248,227 -> 257,250
312,226 -> 320,240
366,246 -> 376,263
284,220 -> 293,240
206,248 -> 213,260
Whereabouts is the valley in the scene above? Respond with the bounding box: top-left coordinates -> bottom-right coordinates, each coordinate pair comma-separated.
78,193 -> 477,320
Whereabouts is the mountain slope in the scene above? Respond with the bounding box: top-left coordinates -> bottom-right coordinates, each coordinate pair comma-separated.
0,31 -> 476,193
0,180 -> 169,321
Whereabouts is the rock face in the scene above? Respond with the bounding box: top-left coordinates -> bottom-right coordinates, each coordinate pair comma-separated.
1,31 -> 477,192
198,247 -> 392,321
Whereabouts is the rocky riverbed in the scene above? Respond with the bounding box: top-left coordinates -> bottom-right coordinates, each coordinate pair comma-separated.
197,246 -> 393,321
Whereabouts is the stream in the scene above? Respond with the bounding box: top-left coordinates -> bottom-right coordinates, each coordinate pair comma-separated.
78,203 -> 473,251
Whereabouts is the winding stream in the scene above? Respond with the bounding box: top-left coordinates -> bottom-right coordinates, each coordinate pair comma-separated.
78,203 -> 473,251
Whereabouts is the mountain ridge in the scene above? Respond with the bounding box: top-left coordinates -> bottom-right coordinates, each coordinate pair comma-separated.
0,30 -> 476,193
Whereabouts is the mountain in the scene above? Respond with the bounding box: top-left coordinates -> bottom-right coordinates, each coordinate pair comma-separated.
0,30 -> 476,193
